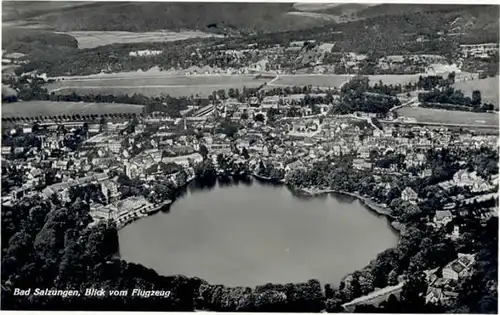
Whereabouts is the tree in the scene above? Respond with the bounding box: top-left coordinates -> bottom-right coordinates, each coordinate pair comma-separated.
400,272 -> 427,312
371,248 -> 399,288
254,113 -> 265,123
408,252 -> 427,273
195,160 -> 217,184
447,72 -> 455,85
471,90 -> 482,107
32,122 -> 40,133
241,147 -> 250,159
199,144 -> 209,159
399,203 -> 422,223
227,88 -> 236,99
387,269 -> 399,286
325,298 -> 343,312
220,120 -> 239,138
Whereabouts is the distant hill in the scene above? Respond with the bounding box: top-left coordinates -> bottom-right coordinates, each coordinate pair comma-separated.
241,4 -> 498,56
314,4 -> 376,17
2,27 -> 78,53
355,4 -> 464,18
2,1 -> 94,21
293,3 -> 374,14
3,2 -> 337,34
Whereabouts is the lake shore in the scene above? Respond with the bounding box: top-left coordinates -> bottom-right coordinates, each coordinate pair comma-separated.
299,187 -> 405,234
252,172 -> 286,183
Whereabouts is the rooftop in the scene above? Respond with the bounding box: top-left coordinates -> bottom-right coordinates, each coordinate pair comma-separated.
435,210 -> 452,219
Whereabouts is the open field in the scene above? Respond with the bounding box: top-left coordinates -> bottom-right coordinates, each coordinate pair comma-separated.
293,3 -> 346,11
2,101 -> 145,118
367,74 -> 421,86
292,3 -> 375,13
270,75 -> 353,88
46,75 -> 269,97
269,74 -> 425,89
57,31 -> 223,49
286,11 -> 340,22
49,85 -> 268,98
368,72 -> 478,87
453,76 -> 499,108
396,107 -> 499,126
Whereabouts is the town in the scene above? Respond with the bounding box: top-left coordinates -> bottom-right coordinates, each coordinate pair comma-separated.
1,2 -> 498,313
2,71 -> 499,312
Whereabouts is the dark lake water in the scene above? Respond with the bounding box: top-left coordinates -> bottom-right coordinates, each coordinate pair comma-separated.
118,180 -> 398,287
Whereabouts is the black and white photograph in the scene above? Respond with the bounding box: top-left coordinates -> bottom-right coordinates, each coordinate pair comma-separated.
1,1 -> 499,312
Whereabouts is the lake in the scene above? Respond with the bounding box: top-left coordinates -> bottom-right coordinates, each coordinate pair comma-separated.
118,180 -> 398,287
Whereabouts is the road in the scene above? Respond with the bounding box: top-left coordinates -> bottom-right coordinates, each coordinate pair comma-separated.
389,96 -> 419,112
267,72 -> 280,85
381,120 -> 499,129
342,282 -> 405,311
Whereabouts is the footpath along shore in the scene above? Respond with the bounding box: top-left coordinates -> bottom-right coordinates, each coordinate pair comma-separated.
299,187 -> 405,233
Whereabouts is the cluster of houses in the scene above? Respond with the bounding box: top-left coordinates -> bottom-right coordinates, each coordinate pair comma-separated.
425,253 -> 476,306
439,170 -> 496,193
459,43 -> 499,59
2,89 -> 499,232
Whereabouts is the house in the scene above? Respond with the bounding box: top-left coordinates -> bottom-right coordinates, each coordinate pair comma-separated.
384,127 -> 393,137
22,127 -> 32,134
235,140 -> 250,151
124,161 -> 142,179
373,129 -> 383,137
1,146 -> 12,156
11,186 -> 31,201
14,147 -> 25,155
358,147 -> 370,159
419,168 -> 432,178
442,253 -> 476,281
285,159 -> 306,173
210,142 -> 232,154
88,124 -> 101,134
404,154 -> 420,167
449,225 -> 460,240
425,286 -> 458,306
101,180 -> 120,203
163,152 -> 203,167
452,170 -> 484,188
352,159 -> 372,170
401,187 -> 418,204
249,96 -> 260,107
433,210 -> 453,227
471,180 -> 493,193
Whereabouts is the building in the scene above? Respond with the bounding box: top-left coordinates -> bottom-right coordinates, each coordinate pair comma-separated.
41,173 -> 109,198
11,186 -> 31,201
450,225 -> 460,240
210,143 -> 232,154
1,146 -> 12,156
101,180 -> 120,203
442,253 -> 476,281
433,210 -> 453,227
425,286 -> 458,306
352,159 -> 373,170
401,187 -> 418,204
459,43 -> 499,58
419,168 -> 432,178
163,153 -> 203,168
249,96 -> 260,107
